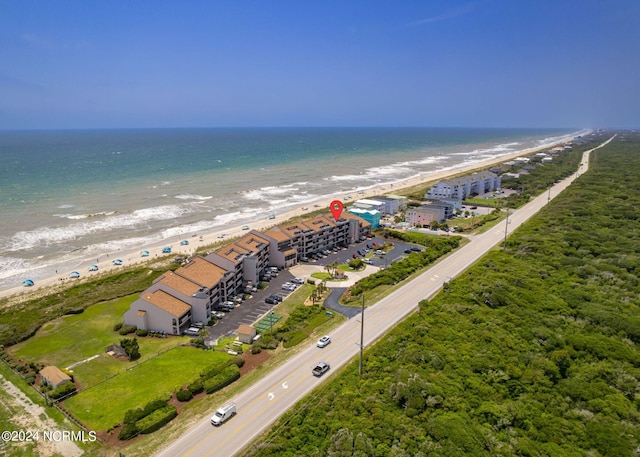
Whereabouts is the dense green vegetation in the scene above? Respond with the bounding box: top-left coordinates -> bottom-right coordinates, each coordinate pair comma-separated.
0,264 -> 172,347
245,132 -> 640,456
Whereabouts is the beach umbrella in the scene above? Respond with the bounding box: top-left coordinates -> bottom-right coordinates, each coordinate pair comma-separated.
89,265 -> 99,271
112,259 -> 123,265
162,247 -> 172,253
180,239 -> 189,246
140,250 -> 150,257
69,271 -> 80,278
22,279 -> 34,287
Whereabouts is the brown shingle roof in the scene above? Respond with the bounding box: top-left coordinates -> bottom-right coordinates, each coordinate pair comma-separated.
341,212 -> 371,227
235,232 -> 270,253
215,243 -> 251,264
40,366 -> 71,387
280,221 -> 314,237
159,270 -> 201,296
177,256 -> 226,288
306,215 -> 336,230
264,227 -> 291,243
142,289 -> 190,317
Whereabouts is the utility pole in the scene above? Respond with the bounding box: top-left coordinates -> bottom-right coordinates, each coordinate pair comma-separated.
359,294 -> 365,376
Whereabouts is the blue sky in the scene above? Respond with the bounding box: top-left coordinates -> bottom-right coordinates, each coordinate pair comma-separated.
1,0 -> 639,129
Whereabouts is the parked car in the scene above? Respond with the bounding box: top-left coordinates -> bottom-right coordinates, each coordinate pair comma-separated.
215,302 -> 235,311
317,335 -> 331,348
184,327 -> 200,337
291,277 -> 305,285
192,322 -> 204,329
213,311 -> 224,319
265,296 -> 277,305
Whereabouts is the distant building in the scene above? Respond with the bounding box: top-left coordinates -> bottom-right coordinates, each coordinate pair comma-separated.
348,207 -> 381,228
374,195 -> 408,214
424,171 -> 501,201
237,324 -> 257,344
353,199 -> 386,213
406,202 -> 454,227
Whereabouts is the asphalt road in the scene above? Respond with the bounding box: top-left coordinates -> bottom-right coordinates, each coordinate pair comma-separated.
156,138 -> 611,457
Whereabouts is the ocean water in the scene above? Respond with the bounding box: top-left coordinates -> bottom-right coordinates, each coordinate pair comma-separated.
0,127 -> 581,290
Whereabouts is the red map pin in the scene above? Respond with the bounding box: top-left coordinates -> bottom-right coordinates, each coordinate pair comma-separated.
329,200 -> 344,221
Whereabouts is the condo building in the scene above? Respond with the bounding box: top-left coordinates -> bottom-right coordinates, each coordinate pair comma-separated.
123,213 -> 370,334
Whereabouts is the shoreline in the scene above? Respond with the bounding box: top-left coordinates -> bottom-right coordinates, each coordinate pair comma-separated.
0,132 -> 583,301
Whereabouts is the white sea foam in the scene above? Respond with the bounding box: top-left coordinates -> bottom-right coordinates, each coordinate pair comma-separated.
5,204 -> 199,252
174,194 -> 213,201
0,128 -> 589,293
243,182 -> 307,200
0,256 -> 35,280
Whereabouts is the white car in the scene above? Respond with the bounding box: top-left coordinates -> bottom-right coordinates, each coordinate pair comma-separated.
317,335 -> 331,348
241,225 -> 249,230
291,277 -> 305,285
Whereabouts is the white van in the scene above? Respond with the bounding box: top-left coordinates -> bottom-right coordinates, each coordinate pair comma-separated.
211,402 -> 237,426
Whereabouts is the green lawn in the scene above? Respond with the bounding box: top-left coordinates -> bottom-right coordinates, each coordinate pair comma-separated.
10,294 -> 197,391
65,346 -> 230,431
11,295 -> 137,367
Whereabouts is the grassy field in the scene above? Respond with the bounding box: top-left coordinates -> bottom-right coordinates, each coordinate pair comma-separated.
11,295 -> 182,383
8,293 -> 235,432
65,346 -> 230,431
11,295 -> 136,366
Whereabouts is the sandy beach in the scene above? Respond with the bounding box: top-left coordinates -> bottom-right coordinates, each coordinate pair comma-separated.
0,138 -> 575,302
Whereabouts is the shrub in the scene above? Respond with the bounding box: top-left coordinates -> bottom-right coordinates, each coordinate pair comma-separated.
136,405 -> 177,434
124,398 -> 168,425
118,324 -> 137,335
64,308 -> 84,315
118,423 -> 139,441
48,382 -> 76,400
135,329 -> 148,337
228,356 -> 245,368
176,389 -> 193,402
283,330 -> 307,348
188,379 -> 204,395
251,345 -> 262,354
204,365 -> 240,394
24,373 -> 36,385
113,322 -> 123,332
200,363 -> 223,381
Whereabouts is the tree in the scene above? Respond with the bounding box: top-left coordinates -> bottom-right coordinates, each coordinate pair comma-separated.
120,338 -> 140,361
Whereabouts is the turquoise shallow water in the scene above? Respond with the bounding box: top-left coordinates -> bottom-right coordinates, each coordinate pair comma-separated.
0,127 -> 578,288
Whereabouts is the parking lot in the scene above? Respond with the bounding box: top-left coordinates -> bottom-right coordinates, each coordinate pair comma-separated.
205,234 -> 423,341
